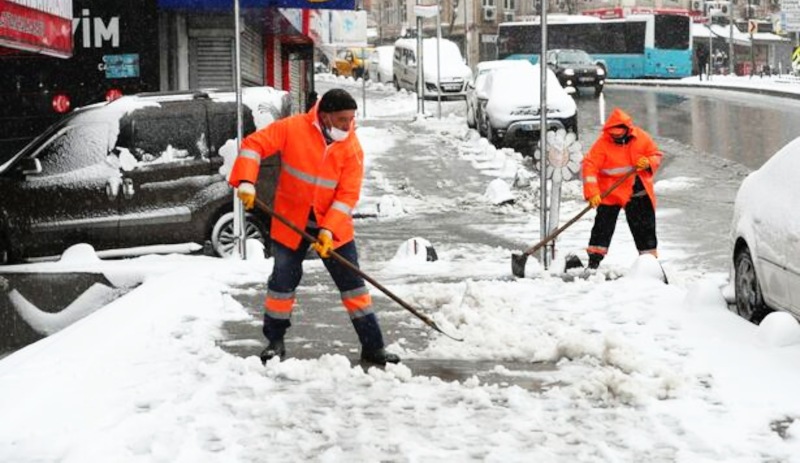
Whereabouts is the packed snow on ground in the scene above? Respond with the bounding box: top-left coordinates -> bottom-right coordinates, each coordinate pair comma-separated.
2,77 -> 800,462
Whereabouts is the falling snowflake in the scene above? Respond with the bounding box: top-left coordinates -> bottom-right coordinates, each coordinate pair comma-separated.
533,129 -> 583,182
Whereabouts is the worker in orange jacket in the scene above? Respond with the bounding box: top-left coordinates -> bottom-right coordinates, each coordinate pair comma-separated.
228,89 -> 400,366
582,107 -> 662,270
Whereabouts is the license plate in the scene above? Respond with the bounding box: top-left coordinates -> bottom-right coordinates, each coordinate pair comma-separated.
444,84 -> 461,91
579,77 -> 594,82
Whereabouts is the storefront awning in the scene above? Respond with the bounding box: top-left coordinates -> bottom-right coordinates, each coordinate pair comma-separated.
0,0 -> 73,58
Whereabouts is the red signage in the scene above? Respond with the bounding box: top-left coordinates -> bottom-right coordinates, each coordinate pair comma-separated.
0,0 -> 73,58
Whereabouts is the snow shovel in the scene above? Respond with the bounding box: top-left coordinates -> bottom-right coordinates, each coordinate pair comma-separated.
511,169 -> 638,278
254,198 -> 463,342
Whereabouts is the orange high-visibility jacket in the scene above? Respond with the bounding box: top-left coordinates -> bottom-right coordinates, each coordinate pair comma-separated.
228,103 -> 364,251
582,108 -> 662,207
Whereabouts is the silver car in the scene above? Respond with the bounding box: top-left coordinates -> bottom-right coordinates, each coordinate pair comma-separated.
730,136 -> 800,323
465,60 -> 533,131
479,64 -> 577,148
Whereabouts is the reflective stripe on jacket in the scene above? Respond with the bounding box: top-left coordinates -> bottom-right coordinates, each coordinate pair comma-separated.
582,107 -> 662,207
228,102 -> 364,250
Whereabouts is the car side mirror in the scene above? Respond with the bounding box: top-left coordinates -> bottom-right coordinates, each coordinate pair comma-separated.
18,158 -> 42,176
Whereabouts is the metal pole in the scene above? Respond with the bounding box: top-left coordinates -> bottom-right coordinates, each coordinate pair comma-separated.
362,47 -> 367,117
539,2 -> 549,269
436,1 -> 442,119
417,14 -> 425,115
233,0 -> 247,259
729,1 -> 735,75
708,22 -> 713,80
463,0 -> 469,66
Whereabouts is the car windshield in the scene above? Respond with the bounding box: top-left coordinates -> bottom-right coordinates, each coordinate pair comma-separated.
422,40 -> 464,69
487,65 -> 572,109
557,50 -> 593,65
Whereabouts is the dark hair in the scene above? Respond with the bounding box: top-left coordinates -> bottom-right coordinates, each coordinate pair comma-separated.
318,89 -> 357,113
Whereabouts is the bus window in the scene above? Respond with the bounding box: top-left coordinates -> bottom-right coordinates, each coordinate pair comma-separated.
655,15 -> 691,50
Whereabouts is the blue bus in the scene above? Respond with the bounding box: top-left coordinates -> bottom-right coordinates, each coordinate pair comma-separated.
497,14 -> 692,79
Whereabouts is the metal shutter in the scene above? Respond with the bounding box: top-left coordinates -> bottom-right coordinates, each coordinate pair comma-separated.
190,23 -> 263,90
192,36 -> 234,89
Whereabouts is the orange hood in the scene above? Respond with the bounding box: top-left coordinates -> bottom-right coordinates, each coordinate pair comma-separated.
602,107 -> 635,133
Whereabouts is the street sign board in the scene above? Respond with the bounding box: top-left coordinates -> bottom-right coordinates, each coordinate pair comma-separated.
0,0 -> 73,58
782,0 -> 800,32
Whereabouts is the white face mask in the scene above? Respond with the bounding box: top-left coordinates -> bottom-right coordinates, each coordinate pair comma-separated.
329,126 -> 349,141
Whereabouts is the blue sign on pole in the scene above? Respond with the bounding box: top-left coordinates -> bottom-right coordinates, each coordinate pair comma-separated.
158,0 -> 356,10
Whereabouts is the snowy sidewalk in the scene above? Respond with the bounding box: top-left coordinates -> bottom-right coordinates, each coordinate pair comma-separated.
2,82 -> 800,461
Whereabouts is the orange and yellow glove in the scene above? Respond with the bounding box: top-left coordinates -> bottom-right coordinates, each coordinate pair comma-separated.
588,195 -> 602,208
236,182 -> 256,210
313,229 -> 334,258
636,157 -> 650,171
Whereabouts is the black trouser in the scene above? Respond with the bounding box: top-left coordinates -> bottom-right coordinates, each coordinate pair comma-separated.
587,192 -> 657,268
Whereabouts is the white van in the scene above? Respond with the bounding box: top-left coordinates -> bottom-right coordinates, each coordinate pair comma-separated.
392,38 -> 472,99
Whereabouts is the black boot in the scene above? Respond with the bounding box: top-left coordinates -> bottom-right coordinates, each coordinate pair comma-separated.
352,314 -> 399,365
260,339 -> 285,364
587,253 -> 604,270
361,347 -> 401,365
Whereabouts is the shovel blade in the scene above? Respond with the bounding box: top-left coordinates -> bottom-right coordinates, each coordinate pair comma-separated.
511,252 -> 528,278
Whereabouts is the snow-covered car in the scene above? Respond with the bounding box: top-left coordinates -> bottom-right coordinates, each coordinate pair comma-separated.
545,49 -> 605,97
466,59 -> 534,130
367,46 -> 394,83
479,64 -> 578,148
730,136 -> 800,323
0,88 -> 290,264
393,38 -> 472,99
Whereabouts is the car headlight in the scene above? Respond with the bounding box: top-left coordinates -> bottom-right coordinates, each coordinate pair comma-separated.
564,69 -> 575,76
597,68 -> 605,76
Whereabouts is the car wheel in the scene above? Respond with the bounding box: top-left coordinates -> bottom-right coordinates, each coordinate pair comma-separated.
393,77 -> 400,91
734,245 -> 771,323
332,68 -> 339,76
487,124 -> 501,147
210,211 -> 271,258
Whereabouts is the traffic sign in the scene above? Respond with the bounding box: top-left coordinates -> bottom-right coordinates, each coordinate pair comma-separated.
792,46 -> 800,71
748,19 -> 757,35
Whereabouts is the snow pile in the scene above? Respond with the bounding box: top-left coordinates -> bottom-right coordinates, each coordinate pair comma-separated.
59,244 -> 102,264
391,237 -> 438,263
756,312 -> 800,347
484,178 -> 514,205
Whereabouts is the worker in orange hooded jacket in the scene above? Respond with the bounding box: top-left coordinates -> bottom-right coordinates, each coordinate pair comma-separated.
582,107 -> 662,270
228,89 -> 399,366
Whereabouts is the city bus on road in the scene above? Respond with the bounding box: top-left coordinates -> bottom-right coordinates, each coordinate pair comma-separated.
497,13 -> 693,79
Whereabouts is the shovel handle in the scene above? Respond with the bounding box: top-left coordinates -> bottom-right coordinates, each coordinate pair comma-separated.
522,168 -> 638,257
253,198 -> 463,341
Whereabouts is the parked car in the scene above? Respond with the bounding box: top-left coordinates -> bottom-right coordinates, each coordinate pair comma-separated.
479,64 -> 577,148
367,46 -> 395,83
545,49 -> 605,97
0,88 -> 290,264
393,38 -> 472,99
730,136 -> 800,323
466,60 -> 534,130
332,47 -> 372,79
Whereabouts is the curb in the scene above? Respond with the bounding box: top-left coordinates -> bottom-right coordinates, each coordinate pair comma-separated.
606,79 -> 800,100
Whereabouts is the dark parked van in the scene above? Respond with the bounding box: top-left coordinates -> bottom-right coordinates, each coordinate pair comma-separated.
0,88 -> 290,264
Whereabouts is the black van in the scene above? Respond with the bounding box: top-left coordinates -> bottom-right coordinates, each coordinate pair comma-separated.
0,88 -> 290,264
